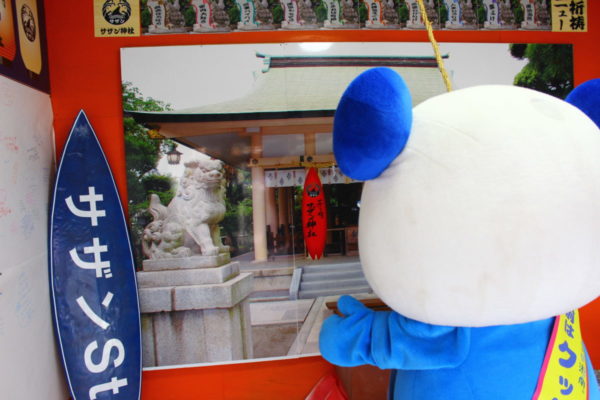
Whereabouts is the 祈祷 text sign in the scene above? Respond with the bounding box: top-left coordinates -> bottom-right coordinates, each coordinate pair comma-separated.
551,0 -> 587,32
50,111 -> 141,400
94,0 -> 140,37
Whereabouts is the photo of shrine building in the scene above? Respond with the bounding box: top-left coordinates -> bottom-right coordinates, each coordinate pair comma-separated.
129,52 -> 448,263
127,52 -> 449,366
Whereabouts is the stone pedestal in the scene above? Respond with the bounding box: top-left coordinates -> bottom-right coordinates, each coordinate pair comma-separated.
138,255 -> 254,367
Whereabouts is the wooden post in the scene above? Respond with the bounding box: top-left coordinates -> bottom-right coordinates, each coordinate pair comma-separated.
266,187 -> 278,231
251,133 -> 268,261
266,187 -> 278,255
304,132 -> 316,155
278,187 -> 291,253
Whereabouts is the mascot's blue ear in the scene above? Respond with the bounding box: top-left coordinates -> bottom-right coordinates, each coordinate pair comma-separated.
333,67 -> 413,181
565,78 -> 600,128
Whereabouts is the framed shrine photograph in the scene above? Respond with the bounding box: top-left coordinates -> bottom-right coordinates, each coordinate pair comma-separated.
120,40 -> 573,369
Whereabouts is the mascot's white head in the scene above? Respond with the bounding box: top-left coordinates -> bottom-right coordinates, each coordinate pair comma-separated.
334,68 -> 600,327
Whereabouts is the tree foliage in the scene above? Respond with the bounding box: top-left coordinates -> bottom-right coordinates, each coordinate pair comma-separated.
226,0 -> 241,25
122,82 -> 175,266
221,169 -> 254,256
397,0 -> 408,23
140,0 -> 151,27
510,44 -> 573,99
122,82 -> 174,202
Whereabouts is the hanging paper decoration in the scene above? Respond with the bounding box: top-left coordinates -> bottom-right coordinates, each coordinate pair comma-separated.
265,169 -> 278,187
302,167 -> 327,259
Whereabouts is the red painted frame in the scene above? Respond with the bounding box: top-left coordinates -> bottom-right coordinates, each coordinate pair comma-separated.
43,1 -> 600,398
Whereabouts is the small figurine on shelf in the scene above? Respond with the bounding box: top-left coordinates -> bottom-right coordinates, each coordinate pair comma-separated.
519,0 -> 549,30
499,0 -> 515,28
341,0 -> 360,27
165,0 -> 187,32
192,0 -> 231,32
299,0 -> 319,27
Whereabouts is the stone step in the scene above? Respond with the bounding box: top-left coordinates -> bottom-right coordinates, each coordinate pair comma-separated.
301,262 -> 362,274
300,277 -> 369,291
249,289 -> 291,302
251,296 -> 291,303
301,269 -> 366,282
298,286 -> 372,299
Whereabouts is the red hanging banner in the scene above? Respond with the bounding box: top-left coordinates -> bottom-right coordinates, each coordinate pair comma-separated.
302,167 -> 327,260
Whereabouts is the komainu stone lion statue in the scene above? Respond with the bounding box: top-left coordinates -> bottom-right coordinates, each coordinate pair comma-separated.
142,158 -> 228,259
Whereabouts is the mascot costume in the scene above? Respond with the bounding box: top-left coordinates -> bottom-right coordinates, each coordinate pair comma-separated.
319,69 -> 600,399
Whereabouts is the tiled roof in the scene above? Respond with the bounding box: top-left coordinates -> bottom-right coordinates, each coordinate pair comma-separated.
130,54 -> 449,123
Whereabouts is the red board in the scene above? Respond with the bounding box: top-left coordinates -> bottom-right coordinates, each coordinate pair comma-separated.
305,373 -> 348,400
44,0 -> 600,382
0,0 -> 16,61
302,168 -> 327,259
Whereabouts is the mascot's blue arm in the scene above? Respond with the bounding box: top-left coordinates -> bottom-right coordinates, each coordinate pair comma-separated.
319,295 -> 470,369
320,296 -> 600,400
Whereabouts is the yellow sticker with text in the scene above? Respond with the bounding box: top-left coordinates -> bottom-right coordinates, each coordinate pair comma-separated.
94,0 -> 140,37
551,0 -> 587,32
533,310 -> 588,399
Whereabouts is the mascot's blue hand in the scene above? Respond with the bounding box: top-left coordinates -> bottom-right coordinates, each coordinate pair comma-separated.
337,295 -> 370,317
319,295 -> 375,367
320,296 -> 471,370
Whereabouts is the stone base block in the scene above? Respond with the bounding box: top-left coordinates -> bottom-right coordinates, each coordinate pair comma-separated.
364,23 -> 404,29
520,23 -> 549,30
138,272 -> 254,313
142,253 -> 231,271
142,299 -> 253,366
137,262 -> 240,288
445,23 -> 477,29
483,22 -> 502,29
193,25 -> 230,32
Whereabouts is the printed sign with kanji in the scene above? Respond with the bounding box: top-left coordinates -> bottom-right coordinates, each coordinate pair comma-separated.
552,0 -> 587,32
94,0 -> 140,37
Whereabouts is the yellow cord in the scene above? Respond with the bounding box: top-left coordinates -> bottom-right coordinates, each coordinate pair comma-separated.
415,0 -> 453,92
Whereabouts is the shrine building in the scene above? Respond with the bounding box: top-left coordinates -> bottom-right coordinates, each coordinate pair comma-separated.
128,53 -> 449,262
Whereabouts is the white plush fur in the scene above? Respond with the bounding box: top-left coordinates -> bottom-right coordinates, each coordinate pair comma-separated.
359,85 -> 600,327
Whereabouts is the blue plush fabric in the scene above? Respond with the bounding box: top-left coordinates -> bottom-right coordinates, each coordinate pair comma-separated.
333,67 -> 413,181
565,79 -> 600,129
320,296 -> 600,400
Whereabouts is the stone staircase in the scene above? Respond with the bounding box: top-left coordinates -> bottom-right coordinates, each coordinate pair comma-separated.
291,261 -> 372,299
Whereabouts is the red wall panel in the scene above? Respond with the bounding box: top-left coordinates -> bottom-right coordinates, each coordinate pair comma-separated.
43,1 -> 600,396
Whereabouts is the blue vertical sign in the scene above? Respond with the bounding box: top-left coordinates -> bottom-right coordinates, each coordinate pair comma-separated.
50,111 -> 141,400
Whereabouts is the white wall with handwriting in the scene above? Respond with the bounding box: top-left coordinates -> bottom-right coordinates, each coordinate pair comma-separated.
0,75 -> 68,399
